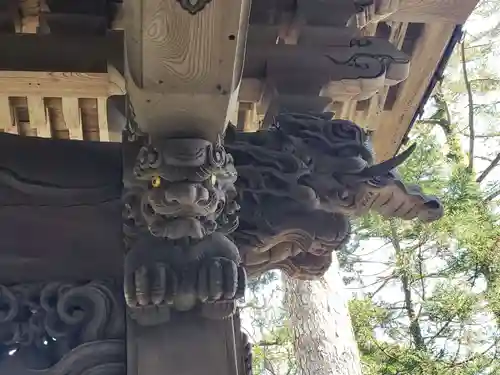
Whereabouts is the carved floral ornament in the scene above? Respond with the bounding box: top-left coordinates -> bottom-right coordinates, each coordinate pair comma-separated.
0,280 -> 252,375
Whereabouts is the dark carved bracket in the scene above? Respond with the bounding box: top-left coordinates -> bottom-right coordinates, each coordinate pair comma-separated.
122,117 -> 246,324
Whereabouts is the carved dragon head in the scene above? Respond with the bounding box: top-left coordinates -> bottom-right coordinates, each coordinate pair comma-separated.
227,112 -> 444,280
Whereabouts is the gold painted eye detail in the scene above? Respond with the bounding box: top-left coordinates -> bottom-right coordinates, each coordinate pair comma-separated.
152,176 -> 161,188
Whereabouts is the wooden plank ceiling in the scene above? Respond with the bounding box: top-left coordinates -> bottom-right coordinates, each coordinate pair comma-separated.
0,0 -> 479,160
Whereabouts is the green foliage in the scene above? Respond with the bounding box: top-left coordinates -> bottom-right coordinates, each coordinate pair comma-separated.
346,120 -> 500,373
345,2 -> 500,370
349,298 -> 390,354
424,284 -> 480,323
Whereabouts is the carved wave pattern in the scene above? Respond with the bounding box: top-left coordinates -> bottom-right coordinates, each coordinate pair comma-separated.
0,282 -> 124,373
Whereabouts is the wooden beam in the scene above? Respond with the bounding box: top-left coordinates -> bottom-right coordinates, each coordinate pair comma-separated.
111,2 -> 124,30
27,96 -> 50,137
45,98 -> 69,139
97,97 -> 110,142
247,22 -> 359,45
0,95 -> 16,134
386,0 -> 479,24
124,0 -> 251,141
0,71 -> 125,98
0,33 -> 123,73
80,98 -> 100,141
18,0 -> 43,33
62,98 -> 83,140
363,21 -> 409,130
128,313 -> 244,375
239,78 -> 264,103
10,97 -> 34,136
372,22 -> 456,161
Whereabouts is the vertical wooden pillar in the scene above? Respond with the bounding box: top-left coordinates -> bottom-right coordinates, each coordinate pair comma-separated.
121,1 -> 251,375
127,313 -> 243,375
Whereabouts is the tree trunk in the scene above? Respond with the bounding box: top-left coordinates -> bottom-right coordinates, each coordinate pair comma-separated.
284,253 -> 363,375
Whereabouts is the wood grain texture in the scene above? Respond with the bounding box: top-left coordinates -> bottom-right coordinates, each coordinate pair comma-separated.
45,98 -> 69,139
62,97 -> 83,140
387,0 -> 479,23
97,98 -> 109,141
124,0 -> 251,141
27,96 -> 50,137
0,71 -> 125,98
372,22 -> 456,161
126,0 -> 245,93
80,98 -> 100,141
0,95 -> 16,134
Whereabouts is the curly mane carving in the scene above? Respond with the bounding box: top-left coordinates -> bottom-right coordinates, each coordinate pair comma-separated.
227,113 -> 444,279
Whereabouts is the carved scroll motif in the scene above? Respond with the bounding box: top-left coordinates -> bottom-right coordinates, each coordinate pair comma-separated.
176,0 -> 214,14
226,113 -> 444,279
122,113 -> 245,324
0,281 -> 125,375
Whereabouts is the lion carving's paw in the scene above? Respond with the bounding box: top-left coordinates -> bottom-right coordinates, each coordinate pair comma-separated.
124,263 -> 177,326
124,256 -> 246,323
198,259 -> 246,319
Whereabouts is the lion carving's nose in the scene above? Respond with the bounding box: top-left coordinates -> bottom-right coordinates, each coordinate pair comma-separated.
164,184 -> 209,205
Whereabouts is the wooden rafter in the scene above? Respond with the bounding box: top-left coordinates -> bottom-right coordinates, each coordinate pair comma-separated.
385,0 -> 479,24
0,65 -> 125,140
0,0 -> 480,158
371,22 -> 458,161
0,70 -> 125,98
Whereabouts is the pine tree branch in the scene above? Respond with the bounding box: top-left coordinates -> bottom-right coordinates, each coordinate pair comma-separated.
460,39 -> 475,173
477,153 -> 500,183
476,155 -> 495,162
469,78 -> 500,85
390,220 -> 426,351
417,245 -> 426,301
257,340 -> 280,347
372,340 -> 399,361
427,320 -> 453,345
485,188 -> 500,202
460,133 -> 500,138
451,337 -> 499,368
369,275 -> 394,299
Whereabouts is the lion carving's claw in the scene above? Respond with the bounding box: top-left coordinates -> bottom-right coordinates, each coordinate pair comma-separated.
124,263 -> 177,326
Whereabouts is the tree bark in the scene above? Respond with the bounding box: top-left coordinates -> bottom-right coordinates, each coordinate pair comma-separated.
284,254 -> 363,375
